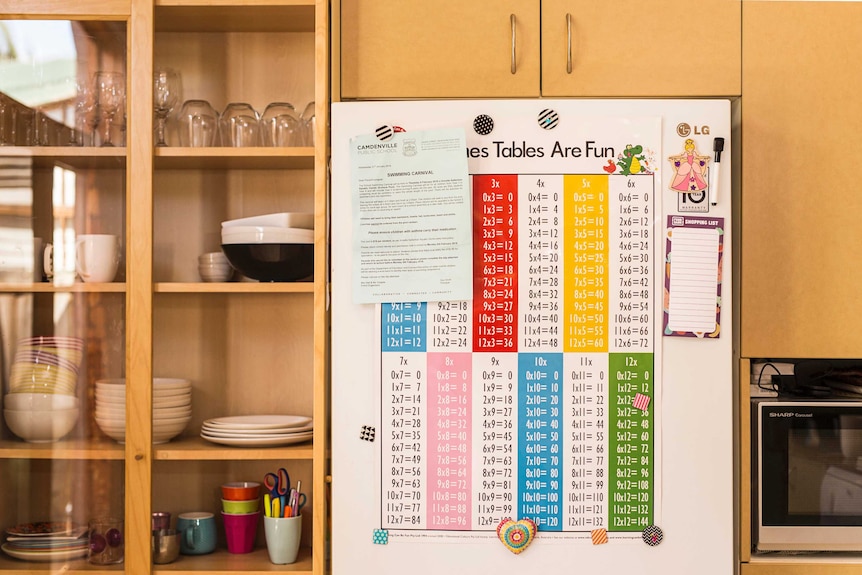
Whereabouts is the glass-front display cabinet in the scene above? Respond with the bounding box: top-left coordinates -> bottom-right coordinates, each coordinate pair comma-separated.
0,1 -> 329,574
0,15 -> 129,569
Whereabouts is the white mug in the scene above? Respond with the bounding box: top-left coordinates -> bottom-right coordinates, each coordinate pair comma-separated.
75,234 -> 120,283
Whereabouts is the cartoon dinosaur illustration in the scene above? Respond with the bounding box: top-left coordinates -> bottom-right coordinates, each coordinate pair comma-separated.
617,144 -> 647,176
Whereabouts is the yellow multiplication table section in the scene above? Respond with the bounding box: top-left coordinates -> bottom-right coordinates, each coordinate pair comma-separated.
563,174 -> 609,353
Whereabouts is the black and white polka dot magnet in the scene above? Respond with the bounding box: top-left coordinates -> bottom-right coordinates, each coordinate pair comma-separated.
473,114 -> 494,136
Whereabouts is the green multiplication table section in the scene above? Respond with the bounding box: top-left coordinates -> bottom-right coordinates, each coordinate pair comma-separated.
607,352 -> 653,531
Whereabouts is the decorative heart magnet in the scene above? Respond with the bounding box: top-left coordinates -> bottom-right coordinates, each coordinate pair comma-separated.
496,517 -> 537,554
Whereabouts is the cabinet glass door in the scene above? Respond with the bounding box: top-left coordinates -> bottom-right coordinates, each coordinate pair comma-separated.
0,18 -> 127,570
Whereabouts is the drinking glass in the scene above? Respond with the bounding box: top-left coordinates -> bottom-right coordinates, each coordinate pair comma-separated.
261,102 -> 299,147
178,99 -> 218,147
153,68 -> 181,146
94,71 -> 125,147
70,81 -> 95,146
300,101 -> 315,146
219,102 -> 259,147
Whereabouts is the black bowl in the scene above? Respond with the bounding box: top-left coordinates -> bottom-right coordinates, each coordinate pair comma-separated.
221,243 -> 313,282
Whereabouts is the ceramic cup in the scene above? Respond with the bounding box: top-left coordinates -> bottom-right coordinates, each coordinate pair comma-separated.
222,511 -> 259,554
152,528 -> 180,564
264,514 -> 302,564
75,234 -> 120,283
177,511 -> 216,555
88,517 -> 124,565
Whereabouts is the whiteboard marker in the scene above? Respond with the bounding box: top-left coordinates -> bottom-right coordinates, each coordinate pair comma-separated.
710,137 -> 725,206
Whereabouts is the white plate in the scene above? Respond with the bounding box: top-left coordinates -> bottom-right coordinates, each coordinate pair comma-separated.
1,543 -> 88,562
200,430 -> 313,447
201,422 -> 314,437
203,415 -> 311,430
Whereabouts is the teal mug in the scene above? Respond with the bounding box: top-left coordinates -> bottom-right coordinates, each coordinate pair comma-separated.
176,512 -> 216,555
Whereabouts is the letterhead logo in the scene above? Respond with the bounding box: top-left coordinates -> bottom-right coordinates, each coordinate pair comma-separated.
402,139 -> 417,157
676,123 -> 691,137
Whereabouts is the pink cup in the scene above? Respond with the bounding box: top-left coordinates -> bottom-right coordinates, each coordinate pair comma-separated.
222,511 -> 259,554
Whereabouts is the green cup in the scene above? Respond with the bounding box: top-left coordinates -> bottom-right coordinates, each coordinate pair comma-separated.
221,498 -> 260,514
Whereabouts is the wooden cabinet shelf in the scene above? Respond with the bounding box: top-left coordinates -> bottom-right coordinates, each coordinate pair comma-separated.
154,283 -> 313,294
155,1 -> 315,33
154,437 -> 314,460
154,148 -> 314,171
0,547 -> 312,574
0,439 -> 125,460
0,147 -> 126,169
0,283 -> 127,293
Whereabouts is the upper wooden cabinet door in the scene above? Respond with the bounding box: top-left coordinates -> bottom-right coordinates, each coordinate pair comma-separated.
742,2 -> 862,358
340,0 -> 541,99
541,0 -> 741,97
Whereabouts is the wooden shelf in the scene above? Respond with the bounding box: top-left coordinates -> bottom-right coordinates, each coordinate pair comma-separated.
155,282 -> 313,294
154,148 -> 314,170
155,2 -> 315,34
0,0 -> 130,19
155,436 -> 313,460
0,438 -> 124,460
0,146 -> 126,169
0,282 -> 127,293
0,547 -> 312,573
152,547 -> 313,573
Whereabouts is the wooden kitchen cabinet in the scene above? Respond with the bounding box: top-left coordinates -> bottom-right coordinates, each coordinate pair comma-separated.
339,0 -> 541,98
741,1 -> 862,358
541,0 -> 740,97
0,1 -> 329,574
338,0 -> 740,99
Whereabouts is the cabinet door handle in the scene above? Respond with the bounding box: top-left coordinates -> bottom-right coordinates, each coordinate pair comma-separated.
566,13 -> 573,74
511,13 -> 517,75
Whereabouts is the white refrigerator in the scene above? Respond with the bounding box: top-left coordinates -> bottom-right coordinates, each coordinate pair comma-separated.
330,99 -> 734,575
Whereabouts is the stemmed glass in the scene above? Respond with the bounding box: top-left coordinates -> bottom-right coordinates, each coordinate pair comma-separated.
153,68 -> 181,147
94,71 -> 125,147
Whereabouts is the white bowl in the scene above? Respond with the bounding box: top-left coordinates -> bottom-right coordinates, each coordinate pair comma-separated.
221,212 -> 313,230
154,396 -> 192,408
198,251 -> 231,265
155,406 -> 193,418
4,408 -> 79,443
4,393 -> 79,411
220,226 -> 313,245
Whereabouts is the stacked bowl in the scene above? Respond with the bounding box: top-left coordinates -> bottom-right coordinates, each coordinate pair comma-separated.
95,378 -> 192,444
221,212 -> 313,282
4,336 -> 84,442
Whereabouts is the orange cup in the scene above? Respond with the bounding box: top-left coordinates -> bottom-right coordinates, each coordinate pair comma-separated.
221,481 -> 261,501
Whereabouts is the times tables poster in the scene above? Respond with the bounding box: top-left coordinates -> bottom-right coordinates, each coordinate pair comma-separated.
376,114 -> 662,544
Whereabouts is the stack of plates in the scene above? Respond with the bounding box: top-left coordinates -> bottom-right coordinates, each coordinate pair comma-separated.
200,415 -> 313,447
1,522 -> 88,562
95,378 -> 192,444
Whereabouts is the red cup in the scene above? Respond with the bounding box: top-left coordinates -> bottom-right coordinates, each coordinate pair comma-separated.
222,511 -> 259,554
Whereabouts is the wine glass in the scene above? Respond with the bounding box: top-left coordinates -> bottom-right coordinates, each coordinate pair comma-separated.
153,68 -> 181,147
94,71 -> 125,147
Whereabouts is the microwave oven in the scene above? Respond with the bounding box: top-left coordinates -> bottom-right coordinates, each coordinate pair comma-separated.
756,400 -> 862,551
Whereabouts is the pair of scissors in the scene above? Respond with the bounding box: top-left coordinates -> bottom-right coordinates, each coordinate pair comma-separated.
287,489 -> 307,516
264,468 -> 290,517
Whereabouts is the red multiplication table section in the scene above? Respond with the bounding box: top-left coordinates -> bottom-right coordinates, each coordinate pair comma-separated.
472,174 -> 518,352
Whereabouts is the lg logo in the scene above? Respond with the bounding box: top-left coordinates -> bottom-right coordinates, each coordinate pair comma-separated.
676,123 -> 710,137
